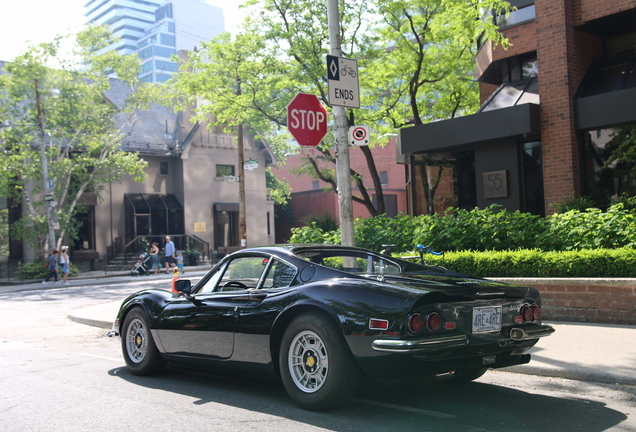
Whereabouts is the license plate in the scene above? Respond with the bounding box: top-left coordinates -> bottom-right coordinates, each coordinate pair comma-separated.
472,307 -> 502,333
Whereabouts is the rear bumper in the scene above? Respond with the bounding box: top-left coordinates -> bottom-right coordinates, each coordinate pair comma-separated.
372,324 -> 555,353
372,334 -> 468,353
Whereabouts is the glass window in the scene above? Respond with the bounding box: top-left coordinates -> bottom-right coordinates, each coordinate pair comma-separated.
155,60 -> 178,72
141,61 -> 153,73
480,78 -> 539,112
216,165 -> 235,176
197,261 -> 228,294
160,33 -> 176,47
521,58 -> 538,78
153,46 -> 176,59
581,61 -> 630,97
498,5 -> 535,28
262,258 -> 297,288
215,207 -> 239,248
379,171 -> 389,186
160,161 -> 169,176
217,256 -> 268,291
138,47 -> 152,60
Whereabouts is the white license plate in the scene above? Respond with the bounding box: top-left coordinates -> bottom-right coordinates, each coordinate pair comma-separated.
472,307 -> 502,333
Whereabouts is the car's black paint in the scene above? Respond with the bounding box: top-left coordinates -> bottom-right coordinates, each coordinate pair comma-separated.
113,244 -> 554,410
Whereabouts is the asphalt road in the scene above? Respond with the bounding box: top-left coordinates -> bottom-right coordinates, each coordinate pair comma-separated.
1,279 -> 635,431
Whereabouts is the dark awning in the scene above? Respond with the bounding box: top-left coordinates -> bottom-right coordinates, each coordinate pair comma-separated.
398,103 -> 540,156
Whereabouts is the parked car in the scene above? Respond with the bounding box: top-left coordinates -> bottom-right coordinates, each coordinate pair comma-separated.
109,244 -> 554,410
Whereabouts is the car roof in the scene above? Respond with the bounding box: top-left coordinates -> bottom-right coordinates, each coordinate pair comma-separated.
241,244 -> 382,256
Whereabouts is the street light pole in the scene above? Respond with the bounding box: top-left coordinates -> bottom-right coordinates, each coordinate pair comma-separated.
34,78 -> 57,252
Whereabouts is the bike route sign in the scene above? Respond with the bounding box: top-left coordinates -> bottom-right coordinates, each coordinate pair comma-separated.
327,55 -> 360,108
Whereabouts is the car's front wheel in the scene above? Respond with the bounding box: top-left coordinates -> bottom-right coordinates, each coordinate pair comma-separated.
279,312 -> 360,411
121,307 -> 166,375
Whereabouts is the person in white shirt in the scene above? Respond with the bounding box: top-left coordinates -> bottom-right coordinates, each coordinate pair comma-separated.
59,246 -> 71,284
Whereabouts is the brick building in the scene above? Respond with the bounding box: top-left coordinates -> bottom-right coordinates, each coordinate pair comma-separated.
398,0 -> 636,216
272,139 -> 407,242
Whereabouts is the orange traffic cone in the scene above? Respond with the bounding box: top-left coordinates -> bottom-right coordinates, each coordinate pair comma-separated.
171,267 -> 180,293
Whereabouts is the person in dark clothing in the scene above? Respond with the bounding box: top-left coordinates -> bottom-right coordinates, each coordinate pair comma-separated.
42,249 -> 59,284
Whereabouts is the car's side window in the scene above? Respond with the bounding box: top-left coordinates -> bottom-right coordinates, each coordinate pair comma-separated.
216,256 -> 268,292
197,262 -> 228,294
262,259 -> 297,289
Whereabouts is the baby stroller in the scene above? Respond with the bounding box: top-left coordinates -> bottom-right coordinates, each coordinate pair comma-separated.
131,252 -> 151,276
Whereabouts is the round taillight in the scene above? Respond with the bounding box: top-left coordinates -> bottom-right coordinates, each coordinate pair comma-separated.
408,313 -> 425,333
522,306 -> 534,322
426,312 -> 443,332
532,305 -> 541,321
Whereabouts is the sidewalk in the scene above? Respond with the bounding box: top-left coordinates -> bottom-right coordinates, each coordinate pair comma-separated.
6,269 -> 636,387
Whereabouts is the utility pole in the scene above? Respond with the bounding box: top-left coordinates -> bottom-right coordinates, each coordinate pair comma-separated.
236,76 -> 247,248
326,0 -> 355,247
35,78 -> 57,253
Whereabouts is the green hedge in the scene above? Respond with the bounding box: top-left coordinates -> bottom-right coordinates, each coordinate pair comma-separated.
288,204 -> 636,277
403,248 -> 636,278
17,261 -> 80,280
290,204 -> 636,253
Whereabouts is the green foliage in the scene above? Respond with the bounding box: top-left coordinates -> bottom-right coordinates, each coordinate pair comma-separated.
354,214 -> 424,252
266,168 -> 292,205
418,248 -> 636,278
0,25 -> 149,256
140,237 -> 150,253
611,193 -> 636,211
289,223 -> 341,245
550,195 -> 596,213
289,204 -> 636,255
413,206 -> 547,252
302,212 -> 339,233
17,261 -> 80,280
539,204 -> 636,251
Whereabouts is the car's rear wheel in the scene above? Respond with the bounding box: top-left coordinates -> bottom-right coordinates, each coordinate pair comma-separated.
121,307 -> 166,375
279,312 -> 360,411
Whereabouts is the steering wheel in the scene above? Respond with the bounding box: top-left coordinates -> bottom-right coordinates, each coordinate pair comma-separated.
222,280 -> 249,289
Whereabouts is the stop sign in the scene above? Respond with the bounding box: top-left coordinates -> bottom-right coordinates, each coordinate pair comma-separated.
287,93 -> 328,147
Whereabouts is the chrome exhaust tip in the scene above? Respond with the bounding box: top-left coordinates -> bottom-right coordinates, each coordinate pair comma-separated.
510,328 -> 527,341
434,370 -> 456,380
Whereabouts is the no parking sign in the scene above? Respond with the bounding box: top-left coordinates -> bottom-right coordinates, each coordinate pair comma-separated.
349,125 -> 369,146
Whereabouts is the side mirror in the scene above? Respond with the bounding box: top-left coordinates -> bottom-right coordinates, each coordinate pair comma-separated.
175,279 -> 192,294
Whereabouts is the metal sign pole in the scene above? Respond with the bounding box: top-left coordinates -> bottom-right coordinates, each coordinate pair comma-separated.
326,0 -> 355,247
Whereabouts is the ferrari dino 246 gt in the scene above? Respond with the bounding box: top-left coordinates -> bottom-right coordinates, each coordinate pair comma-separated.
109,244 -> 554,410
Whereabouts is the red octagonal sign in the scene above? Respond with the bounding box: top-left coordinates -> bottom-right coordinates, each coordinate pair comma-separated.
287,92 -> 328,147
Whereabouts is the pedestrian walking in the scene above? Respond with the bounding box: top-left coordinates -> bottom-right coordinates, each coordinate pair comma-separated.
59,246 -> 71,284
42,249 -> 59,284
176,251 -> 184,274
164,236 -> 176,273
149,241 -> 160,275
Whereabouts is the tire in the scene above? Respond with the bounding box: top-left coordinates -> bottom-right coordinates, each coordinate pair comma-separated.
449,366 -> 488,383
121,308 -> 166,375
279,312 -> 360,411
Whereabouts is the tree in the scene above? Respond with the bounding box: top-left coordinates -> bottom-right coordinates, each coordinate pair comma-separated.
0,26 -> 152,257
172,31 -> 296,205
175,0 -> 509,217
358,0 -> 510,214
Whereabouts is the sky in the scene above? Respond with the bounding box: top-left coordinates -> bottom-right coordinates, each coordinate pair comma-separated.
0,0 -> 246,62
